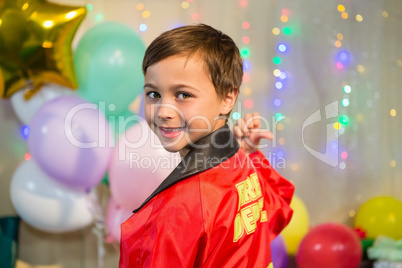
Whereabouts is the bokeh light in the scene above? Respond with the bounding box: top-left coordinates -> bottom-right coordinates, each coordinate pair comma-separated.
21,125 -> 29,139
281,15 -> 288,23
341,151 -> 348,159
278,137 -> 285,145
274,98 -> 282,107
238,0 -> 248,8
290,163 -> 299,171
275,113 -> 284,121
343,85 -> 352,93
335,40 -> 342,48
191,12 -> 200,20
242,73 -> 251,83
95,14 -> 104,22
331,141 -> 338,150
142,10 -> 150,18
240,47 -> 250,58
282,8 -> 290,16
139,23 -> 147,32
336,62 -> 344,69
25,153 -> 31,161
272,27 -> 280,35
390,160 -> 397,168
243,87 -> 252,96
342,98 -> 350,107
276,150 -> 285,158
356,14 -> 363,22
243,60 -> 251,71
337,33 -> 343,40
336,50 -> 350,66
341,12 -> 348,19
334,122 -> 341,130
242,36 -> 250,44
136,3 -> 144,10
340,115 -> 350,125
244,99 -> 254,109
273,69 -> 281,77
337,5 -> 345,12
273,57 -> 281,64
283,27 -> 291,35
181,1 -> 190,9
278,43 -> 287,52
86,4 -> 93,11
242,21 -> 250,29
390,109 -> 396,117
275,81 -> 283,89
232,112 -> 241,120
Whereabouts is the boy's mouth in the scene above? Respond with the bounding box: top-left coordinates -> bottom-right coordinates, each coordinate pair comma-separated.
158,126 -> 186,139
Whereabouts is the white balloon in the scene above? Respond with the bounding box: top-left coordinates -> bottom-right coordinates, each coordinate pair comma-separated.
10,83 -> 76,125
10,160 -> 94,233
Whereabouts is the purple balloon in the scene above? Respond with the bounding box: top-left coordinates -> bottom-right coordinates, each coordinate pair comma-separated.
271,235 -> 289,268
28,96 -> 113,189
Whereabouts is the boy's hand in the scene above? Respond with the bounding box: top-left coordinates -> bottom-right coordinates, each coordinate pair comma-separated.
233,112 -> 273,154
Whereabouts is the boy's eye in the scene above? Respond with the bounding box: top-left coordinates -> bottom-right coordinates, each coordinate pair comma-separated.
177,92 -> 192,99
147,92 -> 161,99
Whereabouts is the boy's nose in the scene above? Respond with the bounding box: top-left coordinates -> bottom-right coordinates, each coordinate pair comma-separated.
156,103 -> 176,120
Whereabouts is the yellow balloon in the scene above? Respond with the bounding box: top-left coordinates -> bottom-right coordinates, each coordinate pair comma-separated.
280,195 -> 309,255
0,0 -> 87,99
354,196 -> 402,240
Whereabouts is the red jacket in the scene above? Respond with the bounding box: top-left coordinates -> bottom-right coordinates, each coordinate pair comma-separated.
120,125 -> 294,268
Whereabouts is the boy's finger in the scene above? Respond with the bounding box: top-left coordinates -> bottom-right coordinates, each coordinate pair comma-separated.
233,125 -> 244,139
252,112 -> 261,129
237,118 -> 249,135
244,113 -> 253,129
250,129 -> 274,140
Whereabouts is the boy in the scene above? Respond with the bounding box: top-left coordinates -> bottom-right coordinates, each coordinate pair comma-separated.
120,24 -> 294,268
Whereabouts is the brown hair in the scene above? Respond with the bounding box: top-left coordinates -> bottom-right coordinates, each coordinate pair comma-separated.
142,24 -> 243,99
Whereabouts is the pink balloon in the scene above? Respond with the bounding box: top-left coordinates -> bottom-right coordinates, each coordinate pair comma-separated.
105,197 -> 133,243
28,96 -> 113,189
109,119 -> 179,210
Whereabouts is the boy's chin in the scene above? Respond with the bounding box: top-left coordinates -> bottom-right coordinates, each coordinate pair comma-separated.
160,143 -> 192,156
159,143 -> 182,153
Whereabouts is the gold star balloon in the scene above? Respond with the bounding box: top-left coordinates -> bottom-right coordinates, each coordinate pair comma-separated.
0,0 -> 86,99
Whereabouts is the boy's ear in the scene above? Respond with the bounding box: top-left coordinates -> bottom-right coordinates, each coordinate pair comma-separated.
220,88 -> 239,115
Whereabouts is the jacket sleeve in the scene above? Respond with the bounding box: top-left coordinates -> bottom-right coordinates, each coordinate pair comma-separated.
248,150 -> 294,241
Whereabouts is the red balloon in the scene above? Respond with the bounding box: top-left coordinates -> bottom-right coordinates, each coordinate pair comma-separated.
296,223 -> 362,268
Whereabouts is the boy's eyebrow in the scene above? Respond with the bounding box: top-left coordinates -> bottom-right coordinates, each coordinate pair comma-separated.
144,83 -> 156,89
143,83 -> 200,92
171,83 -> 200,92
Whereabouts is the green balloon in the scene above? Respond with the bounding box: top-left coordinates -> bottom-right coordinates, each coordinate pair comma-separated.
74,22 -> 146,118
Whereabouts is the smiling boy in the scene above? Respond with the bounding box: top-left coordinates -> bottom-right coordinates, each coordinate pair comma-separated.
120,24 -> 294,268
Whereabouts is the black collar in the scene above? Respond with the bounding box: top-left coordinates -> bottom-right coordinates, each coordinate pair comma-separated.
133,124 -> 240,213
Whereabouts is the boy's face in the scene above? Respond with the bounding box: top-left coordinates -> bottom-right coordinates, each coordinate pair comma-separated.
143,55 -> 232,158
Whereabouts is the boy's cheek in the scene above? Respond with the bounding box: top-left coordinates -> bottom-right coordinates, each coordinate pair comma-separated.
143,104 -> 153,127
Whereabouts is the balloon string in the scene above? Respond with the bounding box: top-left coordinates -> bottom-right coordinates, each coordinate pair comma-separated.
87,188 -> 105,268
